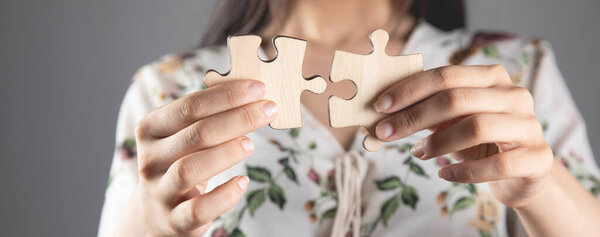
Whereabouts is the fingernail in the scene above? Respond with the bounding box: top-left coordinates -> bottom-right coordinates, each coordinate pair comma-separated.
374,95 -> 392,112
237,176 -> 249,191
248,82 -> 266,98
439,169 -> 454,180
241,138 -> 254,152
411,140 -> 425,159
376,123 -> 393,139
263,101 -> 278,118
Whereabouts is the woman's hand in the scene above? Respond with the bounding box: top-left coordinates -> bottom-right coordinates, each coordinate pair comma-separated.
115,80 -> 278,236
374,65 -> 554,208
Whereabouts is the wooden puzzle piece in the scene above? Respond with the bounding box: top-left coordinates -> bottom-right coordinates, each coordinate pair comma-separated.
329,29 -> 423,152
205,35 -> 327,129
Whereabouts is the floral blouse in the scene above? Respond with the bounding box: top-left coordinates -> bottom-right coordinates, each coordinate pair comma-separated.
98,22 -> 600,237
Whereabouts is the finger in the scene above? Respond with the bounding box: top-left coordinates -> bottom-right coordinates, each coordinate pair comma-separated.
176,186 -> 203,205
438,145 -> 553,183
152,100 -> 277,163
411,114 -> 543,160
374,65 -> 513,113
446,144 -> 498,162
166,222 -> 212,237
170,176 -> 249,232
187,223 -> 212,236
137,80 -> 266,138
375,87 -> 535,141
159,137 -> 254,200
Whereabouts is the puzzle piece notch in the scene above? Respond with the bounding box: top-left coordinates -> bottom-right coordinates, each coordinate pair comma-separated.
328,29 -> 423,152
205,35 -> 326,129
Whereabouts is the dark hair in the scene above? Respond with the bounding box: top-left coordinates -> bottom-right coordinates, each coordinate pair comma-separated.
199,0 -> 465,48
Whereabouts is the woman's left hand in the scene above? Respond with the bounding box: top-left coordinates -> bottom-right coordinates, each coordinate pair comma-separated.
374,65 -> 554,208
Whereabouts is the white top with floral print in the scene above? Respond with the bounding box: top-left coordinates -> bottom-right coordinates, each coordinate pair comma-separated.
98,22 -> 600,237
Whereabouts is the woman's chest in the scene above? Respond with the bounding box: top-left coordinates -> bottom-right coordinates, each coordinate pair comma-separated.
299,45 -> 360,150
203,112 -> 507,237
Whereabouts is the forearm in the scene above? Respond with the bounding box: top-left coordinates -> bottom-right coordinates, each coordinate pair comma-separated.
514,159 -> 600,237
114,191 -> 150,237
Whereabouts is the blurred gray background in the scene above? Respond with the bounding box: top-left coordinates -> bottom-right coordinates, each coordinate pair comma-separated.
1,0 -> 598,236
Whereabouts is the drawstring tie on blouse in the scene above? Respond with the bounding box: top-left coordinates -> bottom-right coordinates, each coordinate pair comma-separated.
331,151 -> 368,237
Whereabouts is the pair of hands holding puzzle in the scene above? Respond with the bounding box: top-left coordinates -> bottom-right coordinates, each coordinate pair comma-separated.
124,30 -> 552,235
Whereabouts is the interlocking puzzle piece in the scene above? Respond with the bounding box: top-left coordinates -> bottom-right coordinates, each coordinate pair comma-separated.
329,29 -> 423,152
205,35 -> 327,129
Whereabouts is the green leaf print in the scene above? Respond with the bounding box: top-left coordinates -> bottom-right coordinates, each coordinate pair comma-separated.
589,176 -> 600,196
541,120 -> 548,132
381,196 -> 399,226
375,176 -> 403,190
402,156 -> 412,165
482,44 -> 500,58
283,165 -> 298,184
176,83 -> 187,90
479,230 -> 492,237
590,176 -> 600,185
450,196 -> 475,215
320,208 -> 337,223
268,184 -> 286,210
122,138 -> 136,148
521,52 -> 530,65
399,143 -> 412,152
408,163 -> 429,178
401,185 -> 419,210
246,166 -> 271,183
308,141 -> 317,150
106,173 -> 114,188
467,183 -> 477,195
230,228 -> 246,237
591,186 -> 600,196
289,128 -> 300,138
246,189 -> 266,216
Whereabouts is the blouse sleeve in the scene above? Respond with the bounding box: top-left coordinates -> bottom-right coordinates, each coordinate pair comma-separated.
97,52 -> 207,236
529,40 -> 600,197
97,65 -> 163,237
96,48 -> 219,236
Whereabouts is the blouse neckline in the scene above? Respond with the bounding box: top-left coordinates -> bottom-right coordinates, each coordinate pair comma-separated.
255,21 -> 429,153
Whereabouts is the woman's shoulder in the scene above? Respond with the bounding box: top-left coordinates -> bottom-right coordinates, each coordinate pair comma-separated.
418,21 -> 550,59
416,22 -> 554,88
133,23 -> 557,105
131,45 -> 230,106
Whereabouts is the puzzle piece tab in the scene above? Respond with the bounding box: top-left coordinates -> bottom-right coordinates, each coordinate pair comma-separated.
205,35 -> 327,129
329,29 -> 423,151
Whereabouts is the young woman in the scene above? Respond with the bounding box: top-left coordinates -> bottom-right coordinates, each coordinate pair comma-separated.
99,1 -> 600,236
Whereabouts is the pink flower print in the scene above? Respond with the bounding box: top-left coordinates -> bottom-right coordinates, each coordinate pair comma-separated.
308,169 -> 320,184
559,156 -> 568,167
327,169 -> 335,181
326,169 -> 336,191
120,138 -> 136,160
211,228 -> 228,237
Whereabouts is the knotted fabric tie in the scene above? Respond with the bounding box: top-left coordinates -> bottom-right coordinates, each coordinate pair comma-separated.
331,151 -> 368,237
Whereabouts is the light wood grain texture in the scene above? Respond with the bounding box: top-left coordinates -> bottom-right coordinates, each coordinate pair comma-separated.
329,29 -> 423,151
205,35 -> 327,129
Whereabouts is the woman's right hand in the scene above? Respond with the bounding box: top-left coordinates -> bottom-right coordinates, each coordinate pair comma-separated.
115,80 -> 278,236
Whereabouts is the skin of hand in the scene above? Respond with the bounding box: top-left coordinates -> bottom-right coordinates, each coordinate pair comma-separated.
373,64 -> 550,207
373,64 -> 600,236
115,80 -> 278,236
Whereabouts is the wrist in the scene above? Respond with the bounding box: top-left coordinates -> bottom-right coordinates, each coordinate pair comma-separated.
512,161 -> 559,211
509,159 -> 600,237
512,176 -> 555,212
115,188 -> 152,236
